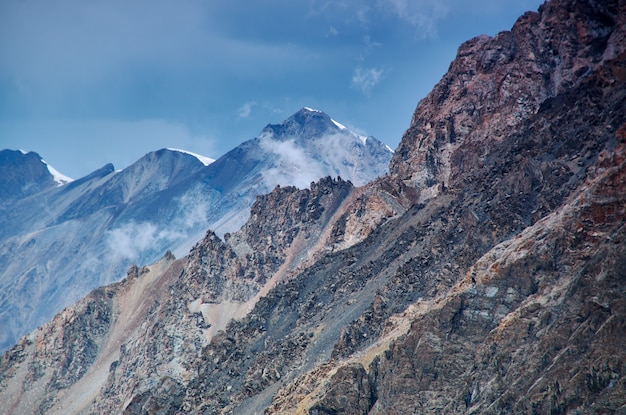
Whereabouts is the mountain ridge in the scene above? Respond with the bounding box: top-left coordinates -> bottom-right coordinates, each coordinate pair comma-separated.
1,0 -> 625,413
0,150 -> 64,204
0,109 -> 392,352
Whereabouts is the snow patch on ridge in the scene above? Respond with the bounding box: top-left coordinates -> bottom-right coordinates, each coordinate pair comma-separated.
302,107 -> 372,146
167,148 -> 215,166
331,118 -> 368,145
331,118 -> 348,130
303,106 -> 322,113
41,159 -> 73,186
358,135 -> 368,145
16,149 -> 73,186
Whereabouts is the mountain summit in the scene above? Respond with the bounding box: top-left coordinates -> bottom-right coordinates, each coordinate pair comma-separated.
254,107 -> 392,189
261,107 -> 370,144
0,109 -> 392,352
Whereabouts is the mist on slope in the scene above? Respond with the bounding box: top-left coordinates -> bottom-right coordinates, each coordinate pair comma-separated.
258,129 -> 387,190
106,192 -> 211,261
258,132 -> 326,189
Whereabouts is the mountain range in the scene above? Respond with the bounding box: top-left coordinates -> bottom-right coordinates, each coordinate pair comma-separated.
0,108 -> 392,352
1,0 -> 625,413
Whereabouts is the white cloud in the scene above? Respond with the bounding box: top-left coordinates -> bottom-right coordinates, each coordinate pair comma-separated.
351,66 -> 385,95
176,191 -> 210,229
105,191 -> 212,261
362,35 -> 382,50
257,126 -> 385,189
237,101 -> 256,119
258,133 -> 325,189
107,221 -> 166,261
309,0 -> 450,38
379,0 -> 449,37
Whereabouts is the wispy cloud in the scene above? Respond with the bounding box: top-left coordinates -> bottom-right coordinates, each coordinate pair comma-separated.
106,221 -> 173,261
309,0 -> 450,38
351,66 -> 385,95
105,190 -> 212,261
257,125 -> 386,189
237,101 -> 256,119
258,132 -> 325,189
379,0 -> 449,37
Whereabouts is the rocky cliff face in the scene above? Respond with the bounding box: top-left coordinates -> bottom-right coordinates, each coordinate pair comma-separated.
390,0 -> 625,201
1,0 -> 625,413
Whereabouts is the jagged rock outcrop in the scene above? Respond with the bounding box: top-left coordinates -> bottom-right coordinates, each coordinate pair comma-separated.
0,177 -> 368,414
1,0 -> 625,414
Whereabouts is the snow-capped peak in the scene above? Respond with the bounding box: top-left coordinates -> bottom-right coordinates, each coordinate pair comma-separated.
330,118 -> 347,130
330,117 -> 368,146
167,148 -> 215,166
300,107 -> 386,148
303,106 -> 322,113
41,159 -> 73,186
16,149 -> 73,186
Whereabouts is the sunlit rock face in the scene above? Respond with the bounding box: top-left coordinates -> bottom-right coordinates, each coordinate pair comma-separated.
390,0 -> 625,202
1,0 -> 625,414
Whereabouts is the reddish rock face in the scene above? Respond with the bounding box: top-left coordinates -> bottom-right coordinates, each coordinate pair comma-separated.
390,0 -> 625,199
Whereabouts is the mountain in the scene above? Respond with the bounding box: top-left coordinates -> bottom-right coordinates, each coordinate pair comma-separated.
0,149 -> 71,203
0,148 -> 208,354
1,0 -> 625,413
0,109 -> 392,352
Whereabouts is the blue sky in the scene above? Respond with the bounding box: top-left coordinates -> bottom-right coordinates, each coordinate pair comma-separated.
1,0 -> 544,179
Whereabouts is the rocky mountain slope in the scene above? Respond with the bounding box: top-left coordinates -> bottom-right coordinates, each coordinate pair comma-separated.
1,0 -> 624,413
0,109 -> 392,352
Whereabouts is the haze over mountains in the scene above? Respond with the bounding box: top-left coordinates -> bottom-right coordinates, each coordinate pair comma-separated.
0,108 -> 392,352
1,0 -> 625,413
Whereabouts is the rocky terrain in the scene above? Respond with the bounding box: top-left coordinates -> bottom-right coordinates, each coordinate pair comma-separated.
0,109 -> 391,353
1,0 -> 624,413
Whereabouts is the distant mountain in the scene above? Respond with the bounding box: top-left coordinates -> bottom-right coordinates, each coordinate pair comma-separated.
0,148 -> 208,353
1,0 -> 624,413
0,149 -> 71,203
0,108 -> 392,352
